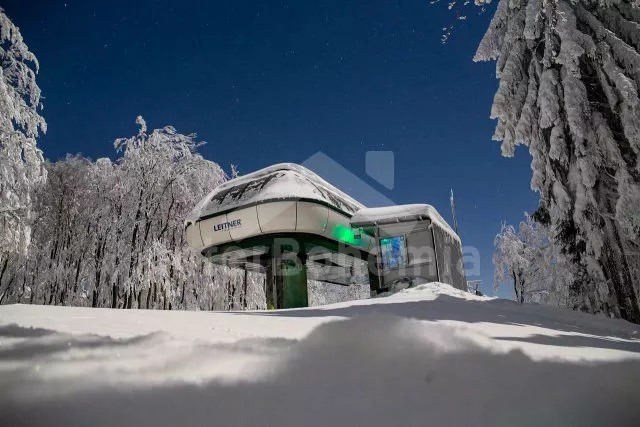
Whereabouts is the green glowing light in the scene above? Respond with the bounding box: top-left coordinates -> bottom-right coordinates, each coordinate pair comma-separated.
331,224 -> 361,245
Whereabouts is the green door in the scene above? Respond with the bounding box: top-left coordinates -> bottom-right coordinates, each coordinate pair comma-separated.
281,259 -> 308,308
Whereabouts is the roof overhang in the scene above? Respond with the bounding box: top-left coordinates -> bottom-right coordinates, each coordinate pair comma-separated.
350,204 -> 460,243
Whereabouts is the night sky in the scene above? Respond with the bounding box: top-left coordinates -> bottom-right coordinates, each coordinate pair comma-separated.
4,0 -> 538,297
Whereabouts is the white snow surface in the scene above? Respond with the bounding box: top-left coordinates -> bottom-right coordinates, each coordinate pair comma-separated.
351,204 -> 460,242
2,282 -> 640,426
186,163 -> 364,223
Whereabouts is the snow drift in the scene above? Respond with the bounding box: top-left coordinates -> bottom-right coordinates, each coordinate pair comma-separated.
1,283 -> 640,426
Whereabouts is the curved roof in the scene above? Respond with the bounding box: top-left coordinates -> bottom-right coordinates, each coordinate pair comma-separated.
187,163 -> 364,223
350,204 -> 460,242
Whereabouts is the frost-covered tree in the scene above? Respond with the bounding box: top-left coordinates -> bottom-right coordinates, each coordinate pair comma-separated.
494,221 -> 534,303
494,214 -> 575,305
105,116 -> 223,309
473,1 -> 640,322
30,156 -> 94,305
1,117 -> 273,310
0,8 -> 46,282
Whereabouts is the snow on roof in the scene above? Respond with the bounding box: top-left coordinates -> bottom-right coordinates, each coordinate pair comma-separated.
187,163 -> 365,223
350,204 -> 460,242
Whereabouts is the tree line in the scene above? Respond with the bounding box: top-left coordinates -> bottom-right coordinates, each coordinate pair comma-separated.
0,116 -> 268,310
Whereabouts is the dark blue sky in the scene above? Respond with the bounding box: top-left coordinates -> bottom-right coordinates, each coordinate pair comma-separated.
5,0 -> 537,297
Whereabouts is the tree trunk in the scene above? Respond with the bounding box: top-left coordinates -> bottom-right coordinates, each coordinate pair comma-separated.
0,257 -> 9,304
126,289 -> 133,309
243,268 -> 248,309
600,212 -> 640,324
151,282 -> 157,309
512,269 -> 521,304
111,284 -> 118,308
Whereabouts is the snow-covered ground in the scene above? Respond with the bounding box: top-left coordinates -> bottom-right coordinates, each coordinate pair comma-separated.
1,283 -> 640,426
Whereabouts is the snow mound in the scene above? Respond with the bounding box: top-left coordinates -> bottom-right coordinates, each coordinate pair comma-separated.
379,281 -> 492,300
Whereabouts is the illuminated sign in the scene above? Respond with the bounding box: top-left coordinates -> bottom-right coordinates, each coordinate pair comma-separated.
213,219 -> 242,232
380,236 -> 407,270
331,224 -> 362,246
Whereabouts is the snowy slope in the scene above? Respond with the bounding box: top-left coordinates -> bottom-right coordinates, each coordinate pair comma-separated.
1,283 -> 640,426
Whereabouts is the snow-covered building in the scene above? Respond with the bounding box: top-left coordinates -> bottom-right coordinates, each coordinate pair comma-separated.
350,205 -> 467,292
186,164 -> 466,308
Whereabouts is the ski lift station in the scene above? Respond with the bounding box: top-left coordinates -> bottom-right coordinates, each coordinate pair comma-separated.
185,163 -> 466,309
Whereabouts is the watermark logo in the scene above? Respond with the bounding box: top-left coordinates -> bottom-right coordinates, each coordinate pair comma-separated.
366,151 -> 395,190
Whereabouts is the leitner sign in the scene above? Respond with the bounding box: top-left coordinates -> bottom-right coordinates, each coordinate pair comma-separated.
213,219 -> 242,232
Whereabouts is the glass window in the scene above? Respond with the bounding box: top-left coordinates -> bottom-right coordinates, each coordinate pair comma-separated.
379,236 -> 407,270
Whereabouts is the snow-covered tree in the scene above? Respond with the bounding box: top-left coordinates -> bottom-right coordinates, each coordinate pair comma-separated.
494,214 -> 575,305
1,117 -> 272,310
0,8 -> 46,284
475,1 -> 640,322
494,221 -> 533,303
